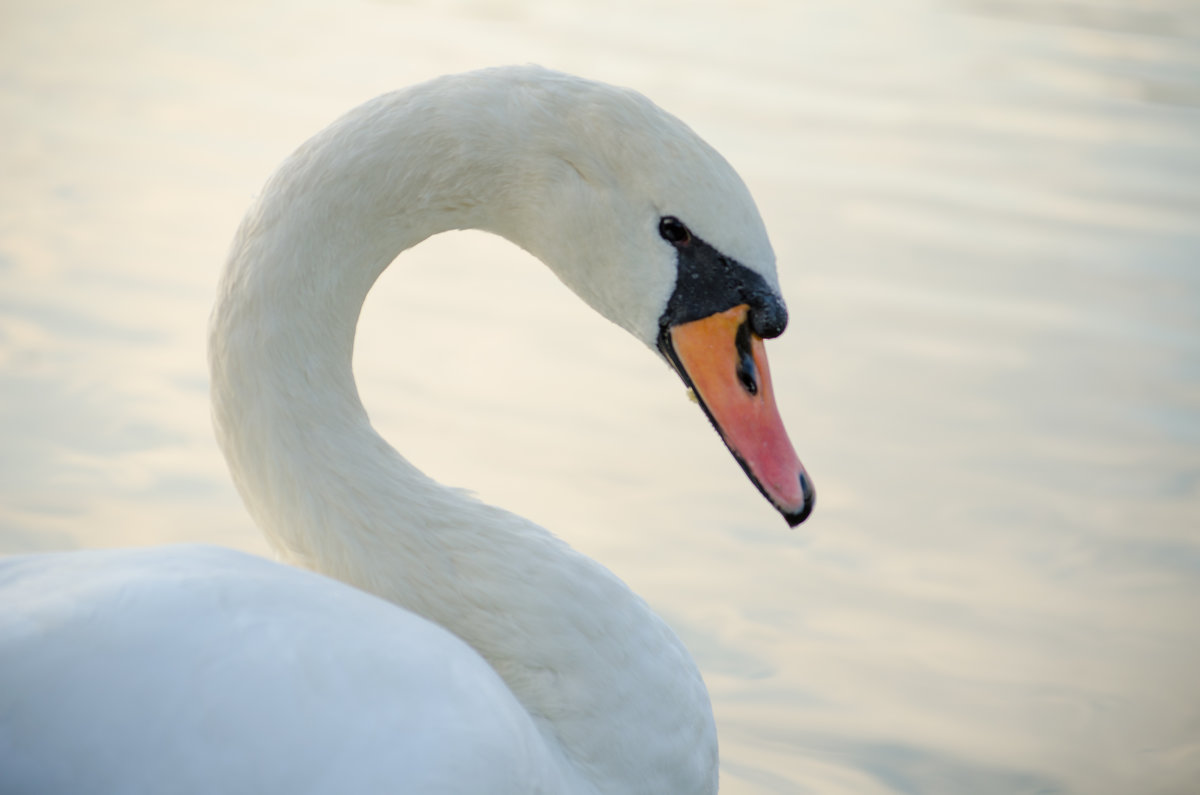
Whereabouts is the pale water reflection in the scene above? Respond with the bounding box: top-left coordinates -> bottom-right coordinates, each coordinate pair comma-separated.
2,0 -> 1198,793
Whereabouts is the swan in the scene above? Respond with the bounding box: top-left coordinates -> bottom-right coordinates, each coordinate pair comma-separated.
0,66 -> 814,794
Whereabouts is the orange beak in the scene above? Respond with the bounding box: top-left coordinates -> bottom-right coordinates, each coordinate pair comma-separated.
663,304 -> 814,526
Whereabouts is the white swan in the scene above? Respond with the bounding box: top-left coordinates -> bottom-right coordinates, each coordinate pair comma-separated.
0,66 -> 814,794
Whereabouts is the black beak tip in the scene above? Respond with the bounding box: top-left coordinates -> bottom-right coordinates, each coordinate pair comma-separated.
783,471 -> 816,528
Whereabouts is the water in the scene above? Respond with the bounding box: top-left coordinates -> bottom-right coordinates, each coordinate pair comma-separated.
2,0 -> 1199,792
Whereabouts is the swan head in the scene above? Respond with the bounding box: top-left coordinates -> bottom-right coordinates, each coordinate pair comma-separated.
493,69 -> 815,525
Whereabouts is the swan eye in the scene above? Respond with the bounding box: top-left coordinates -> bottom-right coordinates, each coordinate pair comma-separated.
658,216 -> 691,245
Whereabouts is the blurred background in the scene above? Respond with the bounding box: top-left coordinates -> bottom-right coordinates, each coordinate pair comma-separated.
2,0 -> 1198,792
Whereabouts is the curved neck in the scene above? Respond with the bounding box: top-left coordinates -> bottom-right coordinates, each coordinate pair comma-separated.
209,77 -> 716,794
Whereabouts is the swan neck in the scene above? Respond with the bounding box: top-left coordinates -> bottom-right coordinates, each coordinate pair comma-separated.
208,74 -> 717,794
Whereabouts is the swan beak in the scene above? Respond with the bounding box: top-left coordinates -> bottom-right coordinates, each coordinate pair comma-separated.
662,304 -> 815,526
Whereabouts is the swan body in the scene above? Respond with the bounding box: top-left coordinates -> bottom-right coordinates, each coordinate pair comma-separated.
2,545 -> 564,793
0,66 -> 813,793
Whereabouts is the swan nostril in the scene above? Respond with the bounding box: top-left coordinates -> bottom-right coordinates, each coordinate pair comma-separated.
734,319 -> 759,396
736,350 -> 758,395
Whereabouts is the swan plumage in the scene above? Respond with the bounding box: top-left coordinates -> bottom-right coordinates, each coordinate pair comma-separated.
2,545 -> 560,793
0,66 -> 812,794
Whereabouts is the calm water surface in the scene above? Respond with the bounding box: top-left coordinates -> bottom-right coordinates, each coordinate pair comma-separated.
2,1 -> 1198,793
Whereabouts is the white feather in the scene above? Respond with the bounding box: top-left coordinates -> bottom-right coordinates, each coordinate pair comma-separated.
1,66 -> 782,794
